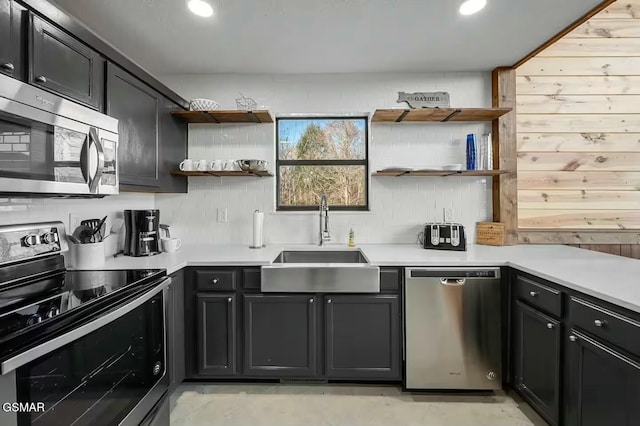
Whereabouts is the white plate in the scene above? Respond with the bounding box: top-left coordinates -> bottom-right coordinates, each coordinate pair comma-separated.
381,167 -> 414,172
442,164 -> 463,171
415,166 -> 444,171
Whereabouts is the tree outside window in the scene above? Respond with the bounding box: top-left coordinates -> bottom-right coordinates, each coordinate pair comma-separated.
276,117 -> 369,211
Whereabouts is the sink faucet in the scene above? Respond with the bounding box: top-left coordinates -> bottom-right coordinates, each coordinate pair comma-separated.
319,194 -> 331,246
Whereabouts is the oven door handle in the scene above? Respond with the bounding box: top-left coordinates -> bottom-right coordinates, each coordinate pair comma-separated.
0,277 -> 171,375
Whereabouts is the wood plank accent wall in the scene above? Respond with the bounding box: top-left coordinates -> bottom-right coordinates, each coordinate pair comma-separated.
516,0 -> 640,253
568,244 -> 640,259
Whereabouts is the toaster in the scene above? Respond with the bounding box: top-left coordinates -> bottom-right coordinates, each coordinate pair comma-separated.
420,223 -> 466,251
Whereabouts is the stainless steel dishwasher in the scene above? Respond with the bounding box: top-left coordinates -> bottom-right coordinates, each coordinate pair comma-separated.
404,267 -> 502,390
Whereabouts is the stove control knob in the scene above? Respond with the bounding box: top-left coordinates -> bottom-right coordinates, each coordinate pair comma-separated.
26,314 -> 42,326
23,234 -> 40,247
41,232 -> 58,244
45,307 -> 59,319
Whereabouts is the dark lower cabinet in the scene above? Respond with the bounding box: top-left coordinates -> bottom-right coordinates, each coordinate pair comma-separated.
0,0 -> 25,79
513,301 -> 561,426
566,330 -> 640,426
325,295 -> 400,380
29,13 -> 104,109
167,270 -> 185,391
106,62 -> 160,190
244,294 -> 318,377
196,293 -> 237,376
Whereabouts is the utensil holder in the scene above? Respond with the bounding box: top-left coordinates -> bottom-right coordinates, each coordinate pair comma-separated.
69,241 -> 106,268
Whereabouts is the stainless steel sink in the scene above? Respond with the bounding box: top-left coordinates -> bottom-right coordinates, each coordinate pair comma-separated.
262,249 -> 380,293
273,250 -> 368,264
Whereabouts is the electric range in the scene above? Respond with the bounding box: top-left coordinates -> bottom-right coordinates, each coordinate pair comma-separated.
0,222 -> 170,426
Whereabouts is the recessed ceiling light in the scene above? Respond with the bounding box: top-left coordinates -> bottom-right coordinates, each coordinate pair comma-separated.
459,0 -> 487,15
188,0 -> 214,17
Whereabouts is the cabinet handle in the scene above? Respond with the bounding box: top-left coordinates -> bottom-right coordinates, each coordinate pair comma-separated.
546,323 -> 554,329
35,75 -> 47,83
569,335 -> 578,342
309,298 -> 314,304
594,319 -> 606,327
227,297 -> 232,303
1,63 -> 14,71
529,291 -> 539,297
327,299 -> 332,304
212,278 -> 219,284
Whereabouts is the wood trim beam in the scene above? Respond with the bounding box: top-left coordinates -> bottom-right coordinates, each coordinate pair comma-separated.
512,0 -> 616,69
492,67 -> 518,245
519,231 -> 640,245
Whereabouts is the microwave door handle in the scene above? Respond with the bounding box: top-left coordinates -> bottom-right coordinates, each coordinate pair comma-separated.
79,133 -> 90,187
87,127 -> 104,193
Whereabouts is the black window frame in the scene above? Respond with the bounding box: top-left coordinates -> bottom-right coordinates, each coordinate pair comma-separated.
275,116 -> 369,211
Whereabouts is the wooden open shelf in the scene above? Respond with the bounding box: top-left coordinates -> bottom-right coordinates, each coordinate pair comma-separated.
372,108 -> 512,123
170,170 -> 273,177
373,170 -> 510,177
171,110 -> 274,124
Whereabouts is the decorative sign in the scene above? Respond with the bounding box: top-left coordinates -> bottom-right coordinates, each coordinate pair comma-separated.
397,91 -> 450,109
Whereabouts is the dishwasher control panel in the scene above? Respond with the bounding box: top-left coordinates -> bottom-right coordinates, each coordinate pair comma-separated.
409,269 -> 499,279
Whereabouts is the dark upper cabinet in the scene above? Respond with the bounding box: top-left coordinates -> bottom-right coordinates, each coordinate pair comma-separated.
244,294 -> 318,377
196,293 -> 237,376
325,294 -> 400,380
158,97 -> 187,193
28,13 -> 104,109
167,270 -> 185,391
566,330 -> 640,426
513,301 -> 562,426
106,62 -> 187,192
0,0 -> 25,79
106,62 -> 160,189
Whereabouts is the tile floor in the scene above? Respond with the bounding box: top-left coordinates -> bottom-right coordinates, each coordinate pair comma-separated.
170,383 -> 547,426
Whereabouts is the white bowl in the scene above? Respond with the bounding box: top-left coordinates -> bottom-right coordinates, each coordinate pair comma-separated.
189,98 -> 219,111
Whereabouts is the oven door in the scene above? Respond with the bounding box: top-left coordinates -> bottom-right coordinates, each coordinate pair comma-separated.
0,278 -> 170,426
0,77 -> 118,196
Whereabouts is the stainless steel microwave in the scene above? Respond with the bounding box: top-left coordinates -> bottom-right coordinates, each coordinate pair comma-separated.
0,73 -> 118,197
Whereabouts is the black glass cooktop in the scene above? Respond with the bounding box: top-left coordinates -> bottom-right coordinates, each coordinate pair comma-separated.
0,268 -> 165,350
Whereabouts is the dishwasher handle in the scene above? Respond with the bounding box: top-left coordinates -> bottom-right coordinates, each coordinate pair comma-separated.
440,278 -> 466,286
407,268 -> 500,279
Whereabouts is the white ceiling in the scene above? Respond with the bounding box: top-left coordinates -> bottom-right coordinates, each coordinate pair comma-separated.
52,0 -> 603,75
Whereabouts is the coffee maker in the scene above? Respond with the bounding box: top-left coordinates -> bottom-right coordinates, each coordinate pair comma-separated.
124,209 -> 160,256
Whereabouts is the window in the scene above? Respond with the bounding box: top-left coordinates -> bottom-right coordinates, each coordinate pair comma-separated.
276,117 -> 369,211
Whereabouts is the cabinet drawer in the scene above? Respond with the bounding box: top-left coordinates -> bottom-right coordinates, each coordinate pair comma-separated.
243,268 -> 261,290
194,269 -> 236,291
515,275 -> 562,317
380,268 -> 401,291
570,297 -> 640,356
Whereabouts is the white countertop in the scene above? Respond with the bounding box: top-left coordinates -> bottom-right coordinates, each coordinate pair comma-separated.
73,243 -> 640,314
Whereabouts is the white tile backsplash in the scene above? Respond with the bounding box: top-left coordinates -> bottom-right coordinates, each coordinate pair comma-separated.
156,72 -> 494,245
0,194 -> 155,255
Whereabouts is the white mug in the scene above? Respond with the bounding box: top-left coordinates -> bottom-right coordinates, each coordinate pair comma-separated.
161,237 -> 182,253
195,160 -> 208,171
210,160 -> 224,171
224,160 -> 237,171
179,159 -> 194,171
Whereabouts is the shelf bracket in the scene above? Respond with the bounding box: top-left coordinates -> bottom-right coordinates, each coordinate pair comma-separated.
396,110 -> 410,122
441,109 -> 462,122
247,111 -> 262,123
203,112 -> 219,123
